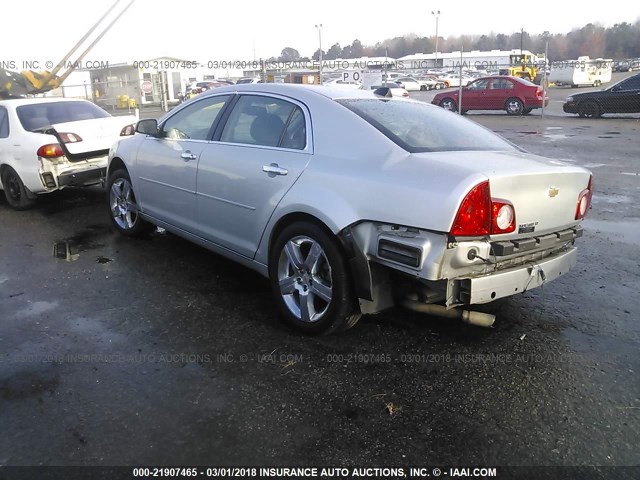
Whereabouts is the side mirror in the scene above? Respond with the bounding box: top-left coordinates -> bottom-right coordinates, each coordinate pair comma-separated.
136,119 -> 158,136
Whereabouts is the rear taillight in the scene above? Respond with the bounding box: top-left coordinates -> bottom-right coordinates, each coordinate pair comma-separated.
451,181 -> 491,236
120,124 -> 136,136
58,132 -> 83,143
491,200 -> 516,234
402,91 -> 409,97
575,175 -> 593,220
536,88 -> 543,100
37,144 -> 64,158
451,181 -> 517,237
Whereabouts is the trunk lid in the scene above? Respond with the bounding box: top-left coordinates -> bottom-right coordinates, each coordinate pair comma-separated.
49,116 -> 137,160
409,150 -> 591,237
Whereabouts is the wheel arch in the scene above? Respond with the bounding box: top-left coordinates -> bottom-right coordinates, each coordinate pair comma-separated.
107,157 -> 128,179
266,212 -> 339,262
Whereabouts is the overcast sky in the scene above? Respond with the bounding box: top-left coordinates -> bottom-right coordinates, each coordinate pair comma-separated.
1,0 -> 638,65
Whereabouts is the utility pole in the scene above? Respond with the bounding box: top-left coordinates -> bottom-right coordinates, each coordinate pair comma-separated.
432,10 -> 440,68
315,24 -> 323,85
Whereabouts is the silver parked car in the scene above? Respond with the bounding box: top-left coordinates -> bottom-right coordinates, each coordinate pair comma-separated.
107,84 -> 592,334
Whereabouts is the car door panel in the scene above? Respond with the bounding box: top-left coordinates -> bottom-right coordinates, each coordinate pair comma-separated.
463,79 -> 490,110
195,94 -> 311,258
136,137 -> 205,231
196,145 -> 309,257
485,78 -> 513,110
135,95 -> 231,231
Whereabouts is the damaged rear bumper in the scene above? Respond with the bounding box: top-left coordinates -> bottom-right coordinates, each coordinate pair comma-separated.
340,221 -> 582,314
450,246 -> 577,305
39,155 -> 107,190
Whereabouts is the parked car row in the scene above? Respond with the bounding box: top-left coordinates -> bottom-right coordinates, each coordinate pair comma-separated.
179,78 -> 261,102
430,73 -> 640,118
614,59 -> 640,72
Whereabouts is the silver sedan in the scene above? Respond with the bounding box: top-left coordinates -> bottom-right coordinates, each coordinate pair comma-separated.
107,84 -> 592,334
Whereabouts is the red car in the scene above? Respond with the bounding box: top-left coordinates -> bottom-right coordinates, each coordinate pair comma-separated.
431,76 -> 548,115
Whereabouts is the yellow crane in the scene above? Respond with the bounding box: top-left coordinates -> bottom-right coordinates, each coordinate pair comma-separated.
0,0 -> 135,98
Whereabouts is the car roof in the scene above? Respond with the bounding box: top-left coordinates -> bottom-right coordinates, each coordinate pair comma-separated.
197,83 -> 378,101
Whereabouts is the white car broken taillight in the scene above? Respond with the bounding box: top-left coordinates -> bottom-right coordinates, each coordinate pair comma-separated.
36,144 -> 64,158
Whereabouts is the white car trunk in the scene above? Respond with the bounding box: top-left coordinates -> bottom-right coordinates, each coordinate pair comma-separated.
50,116 -> 136,158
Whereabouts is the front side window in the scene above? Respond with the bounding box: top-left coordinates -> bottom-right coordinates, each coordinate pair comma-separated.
468,79 -> 490,90
338,98 -> 517,153
162,95 -> 230,140
220,95 -> 304,149
0,107 -> 9,138
618,77 -> 640,90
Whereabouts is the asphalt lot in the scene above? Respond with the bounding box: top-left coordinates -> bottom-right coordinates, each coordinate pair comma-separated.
0,81 -> 639,477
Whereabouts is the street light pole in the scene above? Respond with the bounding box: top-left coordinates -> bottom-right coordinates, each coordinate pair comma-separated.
431,10 -> 440,68
315,24 -> 323,85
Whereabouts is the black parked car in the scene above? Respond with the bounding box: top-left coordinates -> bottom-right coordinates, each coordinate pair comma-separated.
563,73 -> 640,118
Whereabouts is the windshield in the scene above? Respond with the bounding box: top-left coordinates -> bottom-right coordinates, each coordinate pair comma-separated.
17,101 -> 110,131
337,98 -> 518,153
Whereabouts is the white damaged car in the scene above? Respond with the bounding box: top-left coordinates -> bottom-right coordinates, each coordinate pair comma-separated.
0,97 -> 136,209
107,84 -> 592,334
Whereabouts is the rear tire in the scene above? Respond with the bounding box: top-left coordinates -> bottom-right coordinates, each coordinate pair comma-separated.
578,101 -> 601,118
505,97 -> 524,115
107,169 -> 154,237
439,98 -> 457,111
1,166 -> 35,210
269,221 -> 361,335
522,108 -> 533,115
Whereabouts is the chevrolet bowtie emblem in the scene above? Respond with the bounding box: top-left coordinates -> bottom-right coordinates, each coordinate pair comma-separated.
547,187 -> 560,198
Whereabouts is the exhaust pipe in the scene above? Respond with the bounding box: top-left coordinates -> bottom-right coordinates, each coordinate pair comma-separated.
401,299 -> 496,328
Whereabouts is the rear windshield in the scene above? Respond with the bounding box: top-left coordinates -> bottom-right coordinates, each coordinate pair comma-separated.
16,101 -> 110,132
337,98 -> 518,153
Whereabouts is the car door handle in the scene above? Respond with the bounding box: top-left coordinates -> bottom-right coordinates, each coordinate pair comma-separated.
262,164 -> 288,176
181,151 -> 197,161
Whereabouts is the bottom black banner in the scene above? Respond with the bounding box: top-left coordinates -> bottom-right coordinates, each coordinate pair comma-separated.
0,466 -> 638,480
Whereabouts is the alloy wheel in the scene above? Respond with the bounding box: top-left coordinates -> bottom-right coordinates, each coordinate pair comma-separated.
277,236 -> 333,323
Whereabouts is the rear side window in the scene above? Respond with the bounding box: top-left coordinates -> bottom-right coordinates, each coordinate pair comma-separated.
16,101 -> 110,131
338,98 -> 517,153
280,108 -> 306,150
220,95 -> 304,148
490,79 -> 514,90
0,107 -> 8,138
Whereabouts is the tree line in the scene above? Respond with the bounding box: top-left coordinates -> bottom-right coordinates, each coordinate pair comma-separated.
275,21 -> 640,63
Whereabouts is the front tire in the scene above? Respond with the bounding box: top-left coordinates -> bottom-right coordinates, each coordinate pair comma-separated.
269,222 -> 361,335
505,97 -> 524,115
1,166 -> 35,210
107,169 -> 153,236
578,101 -> 601,118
